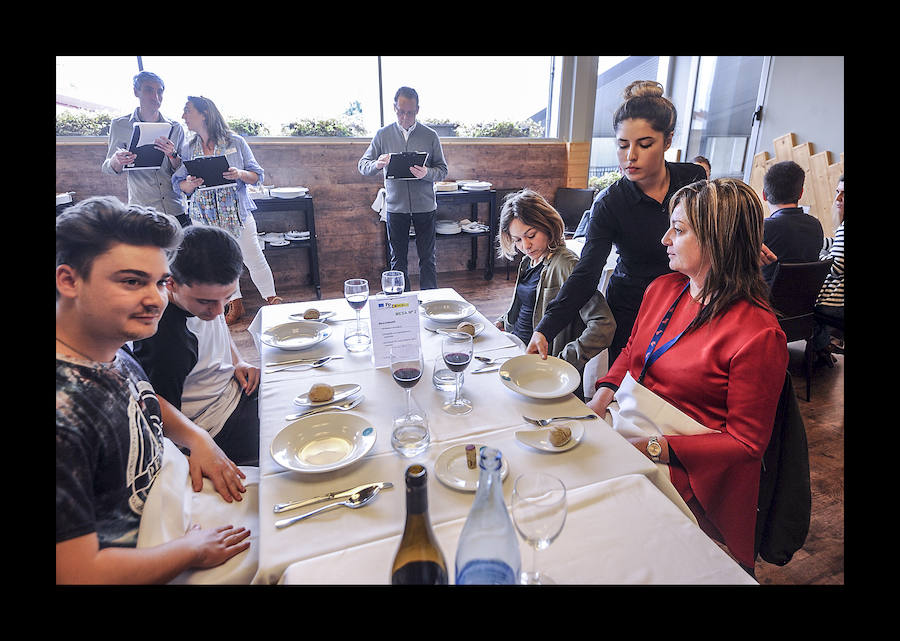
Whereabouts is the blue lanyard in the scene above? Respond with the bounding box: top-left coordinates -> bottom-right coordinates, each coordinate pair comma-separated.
638,282 -> 690,384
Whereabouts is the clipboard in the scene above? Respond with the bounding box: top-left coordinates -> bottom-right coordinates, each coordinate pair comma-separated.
182,155 -> 237,191
124,122 -> 174,171
386,151 -> 428,180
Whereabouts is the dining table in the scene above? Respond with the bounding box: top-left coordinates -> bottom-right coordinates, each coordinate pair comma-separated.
246,288 -> 756,585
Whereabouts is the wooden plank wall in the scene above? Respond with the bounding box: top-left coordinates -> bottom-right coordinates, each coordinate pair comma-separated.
749,133 -> 844,236
56,139 -> 569,300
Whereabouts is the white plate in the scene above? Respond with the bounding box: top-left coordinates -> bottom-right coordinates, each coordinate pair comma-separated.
423,318 -> 484,337
261,321 -> 332,351
270,413 -> 376,474
289,309 -> 336,321
515,421 -> 584,453
498,354 -> 580,399
271,187 -> 309,199
293,383 -> 361,407
461,181 -> 492,191
435,444 -> 509,492
420,299 -> 476,323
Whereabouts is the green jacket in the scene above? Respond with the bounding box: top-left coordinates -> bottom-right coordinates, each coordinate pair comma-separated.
499,247 -> 615,375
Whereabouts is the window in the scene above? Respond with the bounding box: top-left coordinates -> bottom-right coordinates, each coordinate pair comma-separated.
588,56 -> 661,179
56,56 -> 557,139
684,56 -> 765,179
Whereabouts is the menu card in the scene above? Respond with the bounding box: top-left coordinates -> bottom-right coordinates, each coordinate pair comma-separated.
369,292 -> 421,368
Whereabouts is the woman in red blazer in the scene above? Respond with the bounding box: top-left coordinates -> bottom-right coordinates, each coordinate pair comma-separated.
587,178 -> 788,569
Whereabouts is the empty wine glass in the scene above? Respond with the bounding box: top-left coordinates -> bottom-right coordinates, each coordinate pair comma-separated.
441,333 -> 473,415
344,278 -> 370,351
511,473 -> 567,585
382,270 -> 405,295
390,343 -> 429,457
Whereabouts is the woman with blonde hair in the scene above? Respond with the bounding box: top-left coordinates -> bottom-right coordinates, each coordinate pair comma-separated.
586,178 -> 788,571
495,189 -> 615,394
174,95 -> 282,324
527,81 -> 707,365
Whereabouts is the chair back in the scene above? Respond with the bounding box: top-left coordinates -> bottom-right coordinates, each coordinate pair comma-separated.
768,259 -> 832,342
554,188 -> 596,235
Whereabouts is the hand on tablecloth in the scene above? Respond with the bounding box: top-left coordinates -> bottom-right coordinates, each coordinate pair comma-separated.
188,435 -> 247,503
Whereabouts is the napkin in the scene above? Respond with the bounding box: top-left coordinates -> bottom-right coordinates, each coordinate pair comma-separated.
137,437 -> 260,584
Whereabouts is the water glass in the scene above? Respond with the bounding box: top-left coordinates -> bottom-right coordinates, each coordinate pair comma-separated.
511,473 -> 567,585
343,322 -> 371,352
382,270 -> 405,295
432,356 -> 463,392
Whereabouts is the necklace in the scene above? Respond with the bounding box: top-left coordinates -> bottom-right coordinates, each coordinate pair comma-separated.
56,336 -> 105,363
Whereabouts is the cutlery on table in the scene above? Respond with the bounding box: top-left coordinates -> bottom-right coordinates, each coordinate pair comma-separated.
274,484 -> 383,529
473,355 -> 511,365
273,481 -> 393,513
522,414 -> 599,427
284,395 -> 364,421
266,355 -> 342,374
472,366 -> 500,374
265,355 -> 343,368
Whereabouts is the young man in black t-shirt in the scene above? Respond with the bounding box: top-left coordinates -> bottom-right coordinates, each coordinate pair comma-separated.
56,196 -> 251,584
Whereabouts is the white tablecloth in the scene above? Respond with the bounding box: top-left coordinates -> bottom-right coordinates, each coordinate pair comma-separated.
248,289 -> 753,585
279,474 -> 756,585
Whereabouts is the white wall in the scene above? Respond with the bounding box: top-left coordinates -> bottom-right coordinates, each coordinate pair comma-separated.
757,56 -> 844,160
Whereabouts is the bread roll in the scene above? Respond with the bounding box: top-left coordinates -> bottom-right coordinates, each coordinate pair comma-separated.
308,383 -> 334,402
456,321 -> 476,336
303,308 -> 320,319
548,425 -> 572,447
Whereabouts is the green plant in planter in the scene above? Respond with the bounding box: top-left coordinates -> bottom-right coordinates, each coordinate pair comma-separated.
589,170 -> 622,191
56,111 -> 113,136
228,117 -> 269,137
458,118 -> 544,138
282,117 -> 367,137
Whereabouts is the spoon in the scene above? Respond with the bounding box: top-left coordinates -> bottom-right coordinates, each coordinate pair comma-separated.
266,355 -> 340,374
285,395 -> 364,421
522,414 -> 598,427
474,355 -> 511,365
274,485 -> 381,529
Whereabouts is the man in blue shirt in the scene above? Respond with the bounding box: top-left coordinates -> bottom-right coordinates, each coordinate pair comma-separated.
359,86 -> 448,290
761,161 -> 824,287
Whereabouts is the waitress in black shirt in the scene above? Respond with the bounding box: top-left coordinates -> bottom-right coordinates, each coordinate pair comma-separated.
528,80 -> 706,365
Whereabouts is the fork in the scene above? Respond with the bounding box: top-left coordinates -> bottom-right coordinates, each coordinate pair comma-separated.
522,414 -> 598,427
266,355 -> 342,374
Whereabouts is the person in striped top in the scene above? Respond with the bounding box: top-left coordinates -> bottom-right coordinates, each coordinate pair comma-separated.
812,175 -> 844,363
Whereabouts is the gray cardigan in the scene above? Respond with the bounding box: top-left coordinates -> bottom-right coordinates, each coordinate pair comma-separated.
358,122 -> 448,214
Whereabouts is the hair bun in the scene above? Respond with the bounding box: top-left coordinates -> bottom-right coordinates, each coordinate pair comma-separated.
623,80 -> 664,100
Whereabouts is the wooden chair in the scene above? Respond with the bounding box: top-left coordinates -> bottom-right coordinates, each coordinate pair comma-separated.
768,259 -> 833,401
554,188 -> 595,238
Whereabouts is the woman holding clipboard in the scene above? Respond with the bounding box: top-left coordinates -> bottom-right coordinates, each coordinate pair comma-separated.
174,95 -> 282,324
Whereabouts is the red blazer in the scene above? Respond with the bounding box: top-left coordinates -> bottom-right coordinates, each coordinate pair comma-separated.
598,273 -> 788,567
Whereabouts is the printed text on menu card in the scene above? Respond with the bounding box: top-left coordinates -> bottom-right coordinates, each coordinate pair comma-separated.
369,293 -> 421,368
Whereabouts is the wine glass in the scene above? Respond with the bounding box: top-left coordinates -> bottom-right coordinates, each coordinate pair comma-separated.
382,270 -> 405,295
344,278 -> 369,350
511,473 -> 567,585
441,333 -> 473,415
389,343 -> 429,457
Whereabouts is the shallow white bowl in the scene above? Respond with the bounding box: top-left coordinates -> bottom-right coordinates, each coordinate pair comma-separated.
498,354 -> 580,399
420,299 -> 476,323
261,320 -> 331,350
270,413 -> 376,473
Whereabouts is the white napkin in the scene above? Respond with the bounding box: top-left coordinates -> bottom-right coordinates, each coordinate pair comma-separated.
137,437 -> 260,584
371,188 -> 387,222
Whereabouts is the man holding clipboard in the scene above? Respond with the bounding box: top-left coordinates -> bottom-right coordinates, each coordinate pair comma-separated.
101,71 -> 189,227
359,86 -> 448,290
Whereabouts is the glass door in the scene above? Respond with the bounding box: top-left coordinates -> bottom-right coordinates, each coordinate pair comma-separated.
684,56 -> 769,180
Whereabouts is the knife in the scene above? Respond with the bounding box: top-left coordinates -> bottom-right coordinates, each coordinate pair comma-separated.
265,355 -> 341,367
472,366 -> 501,374
273,481 -> 394,513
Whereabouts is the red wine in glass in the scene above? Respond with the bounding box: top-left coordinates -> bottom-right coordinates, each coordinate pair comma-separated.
347,295 -> 368,311
443,352 -> 471,372
392,367 -> 422,389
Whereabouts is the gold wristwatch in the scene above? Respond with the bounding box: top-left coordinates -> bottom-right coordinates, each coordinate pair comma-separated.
646,436 -> 662,463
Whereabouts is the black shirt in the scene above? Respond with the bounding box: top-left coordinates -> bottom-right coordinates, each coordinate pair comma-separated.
511,260 -> 545,344
537,161 -> 707,340
761,207 -> 824,287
